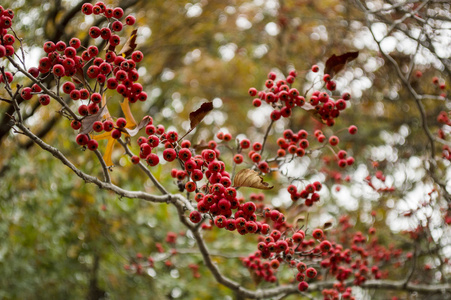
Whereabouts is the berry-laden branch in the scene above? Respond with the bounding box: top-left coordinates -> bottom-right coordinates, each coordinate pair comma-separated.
2,2 -> 451,299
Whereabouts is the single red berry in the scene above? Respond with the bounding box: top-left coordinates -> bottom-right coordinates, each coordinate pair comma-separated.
326,80 -> 336,91
69,38 -> 81,49
131,155 -> 140,164
39,95 -> 50,106
82,3 -> 93,15
320,240 -> 332,252
125,15 -> 136,25
306,267 -> 317,279
113,7 -> 124,19
189,211 -> 202,223
131,50 -> 143,63
311,65 -> 319,72
223,133 -> 232,142
233,154 -> 243,164
103,120 -> 114,132
111,129 -> 122,139
270,259 -> 280,269
92,121 -> 104,132
312,228 -> 323,239
329,135 -> 339,146
116,117 -> 127,128
185,181 -> 197,192
88,103 -> 99,115
296,262 -> 307,272
87,139 -> 99,151
71,120 -> 82,130
89,26 -> 101,38
76,134 -> 89,146
252,98 -> 262,107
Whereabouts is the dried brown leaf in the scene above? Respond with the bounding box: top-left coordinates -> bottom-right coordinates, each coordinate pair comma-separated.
71,67 -> 86,85
323,220 -> 333,229
233,169 -> 273,190
124,115 -> 151,137
79,106 -> 109,135
193,140 -> 209,152
189,102 -> 213,130
118,29 -> 138,57
324,51 -> 359,78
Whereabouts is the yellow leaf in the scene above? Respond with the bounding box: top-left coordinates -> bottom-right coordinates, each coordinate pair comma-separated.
103,136 -> 116,167
90,97 -> 141,167
91,131 -> 112,141
120,98 -> 137,128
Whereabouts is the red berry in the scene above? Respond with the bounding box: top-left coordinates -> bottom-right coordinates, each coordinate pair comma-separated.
233,154 -> 243,164
113,7 -> 124,19
87,139 -> 99,151
306,267 -> 317,279
76,134 -> 89,146
311,65 -> 319,72
125,15 -> 136,25
131,155 -> 140,164
328,135 -> 339,146
71,120 -> 82,130
111,129 -> 122,139
116,117 -> 127,128
39,95 -> 50,106
92,121 -> 104,132
312,228 -> 323,239
189,211 -> 202,223
82,3 -> 93,15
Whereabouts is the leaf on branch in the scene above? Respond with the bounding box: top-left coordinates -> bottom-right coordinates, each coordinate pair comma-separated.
323,220 -> 333,229
124,115 -> 151,137
91,97 -> 145,167
233,169 -> 273,190
79,106 -> 109,135
72,67 -> 86,85
192,140 -> 210,152
324,51 -> 359,78
118,29 -> 138,57
189,102 -> 213,130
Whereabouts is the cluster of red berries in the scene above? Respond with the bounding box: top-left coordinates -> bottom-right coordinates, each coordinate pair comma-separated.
311,64 -> 338,92
248,70 -> 303,121
0,6 -> 15,83
249,69 -> 350,127
287,181 -> 322,206
35,3 -> 144,150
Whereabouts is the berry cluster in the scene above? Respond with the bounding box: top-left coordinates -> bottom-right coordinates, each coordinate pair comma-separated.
0,6 -> 15,83
22,2 -> 146,151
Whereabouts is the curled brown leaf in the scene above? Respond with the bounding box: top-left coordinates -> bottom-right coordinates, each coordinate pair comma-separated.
124,115 -> 151,137
189,102 -> 213,130
233,169 -> 273,190
324,51 -> 359,78
79,106 -> 109,135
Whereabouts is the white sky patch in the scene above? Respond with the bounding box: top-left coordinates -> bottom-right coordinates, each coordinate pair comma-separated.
186,3 -> 203,18
218,43 -> 237,61
212,97 -> 223,108
137,26 -> 152,45
265,22 -> 280,36
161,68 -> 175,81
247,106 -> 272,128
236,15 -> 252,30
